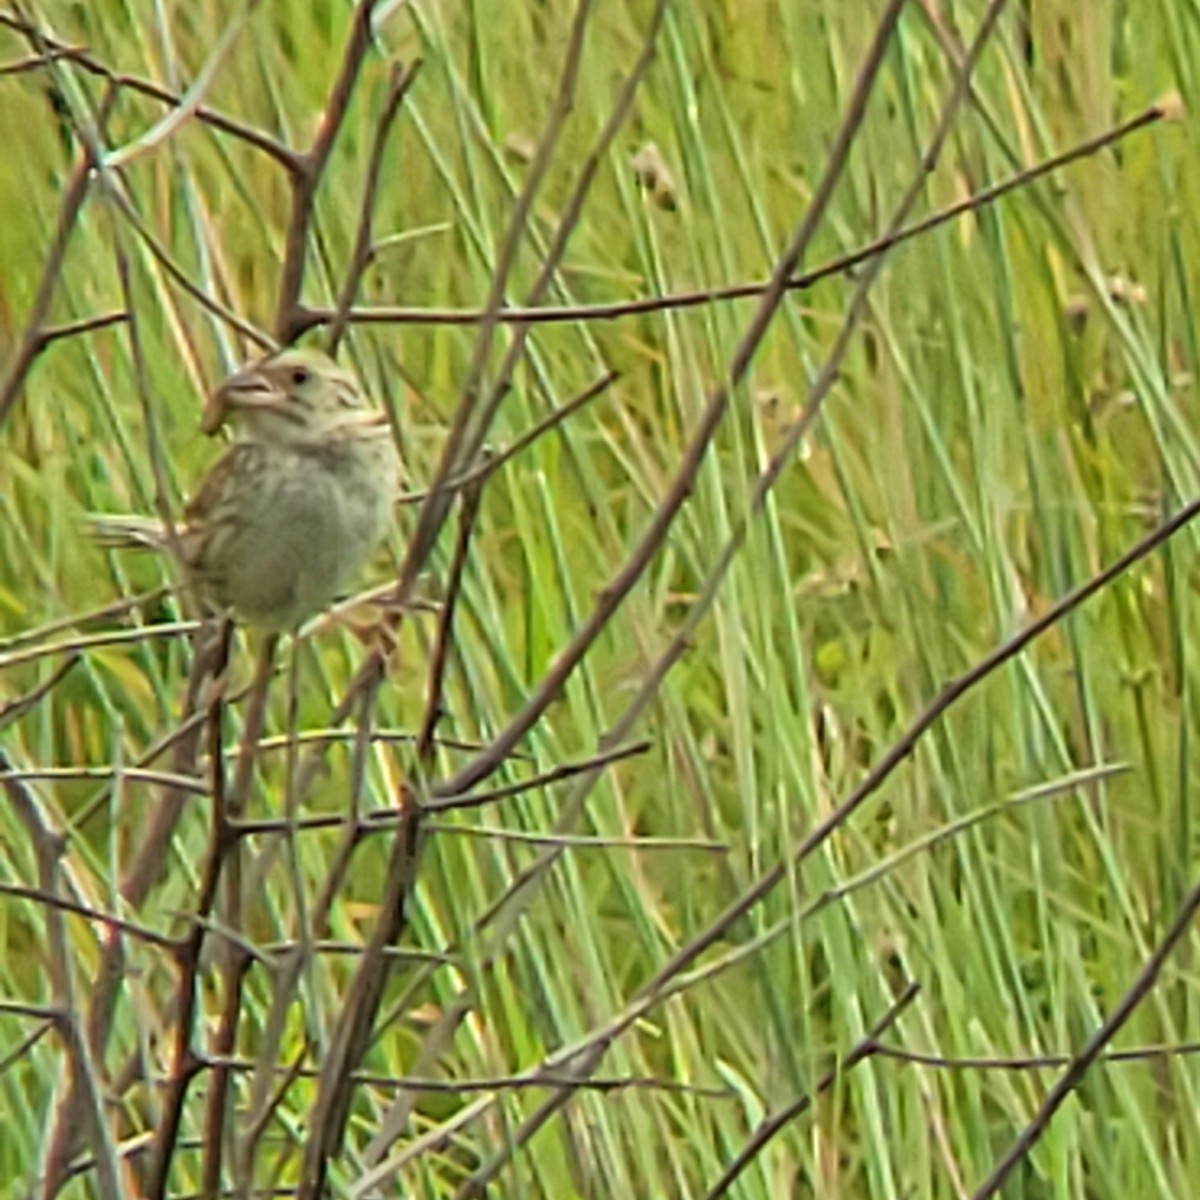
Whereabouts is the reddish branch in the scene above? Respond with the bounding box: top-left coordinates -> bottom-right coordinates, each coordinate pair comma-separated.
274,0 -> 389,342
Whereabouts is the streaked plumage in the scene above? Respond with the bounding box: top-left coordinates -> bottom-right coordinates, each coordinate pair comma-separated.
90,348 -> 400,630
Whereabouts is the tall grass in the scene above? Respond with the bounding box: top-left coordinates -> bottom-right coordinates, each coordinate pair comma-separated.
3,1 -> 1200,1196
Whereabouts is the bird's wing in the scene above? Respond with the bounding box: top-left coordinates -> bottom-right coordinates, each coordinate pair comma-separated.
85,514 -> 167,551
180,442 -> 265,573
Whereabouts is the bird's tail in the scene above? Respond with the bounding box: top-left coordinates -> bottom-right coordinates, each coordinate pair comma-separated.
86,514 -> 170,552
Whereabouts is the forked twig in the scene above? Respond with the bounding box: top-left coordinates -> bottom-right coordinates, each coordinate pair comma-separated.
275,0 -> 392,341
361,0 -> 909,1166
0,10 -> 297,165
144,619 -> 234,1195
325,57 -> 423,355
292,102 -> 1173,332
0,86 -> 114,426
0,751 -> 123,1200
702,985 -> 921,1199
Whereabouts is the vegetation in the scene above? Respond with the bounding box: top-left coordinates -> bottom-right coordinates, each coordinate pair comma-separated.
2,0 -> 1200,1195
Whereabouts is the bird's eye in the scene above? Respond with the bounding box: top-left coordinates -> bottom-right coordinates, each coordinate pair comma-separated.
290,367 -> 311,387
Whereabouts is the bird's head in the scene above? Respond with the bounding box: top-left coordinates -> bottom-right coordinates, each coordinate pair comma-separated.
201,348 -> 375,443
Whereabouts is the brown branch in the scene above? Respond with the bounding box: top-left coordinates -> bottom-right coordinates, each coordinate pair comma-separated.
456,0 -> 668,476
0,587 -> 169,656
274,0 -> 388,342
202,1055 -> 733,1097
0,1011 -> 56,1064
702,984 -> 921,1199
423,824 -> 724,852
0,86 -> 113,427
0,652 -> 79,730
0,621 -> 200,672
423,738 -> 652,814
233,1036 -> 310,1185
396,368 -> 619,507
298,798 -> 422,1198
261,939 -> 444,964
0,11 -> 298,166
145,620 -> 234,1197
376,0 -> 598,668
0,881 -> 178,949
0,43 -> 86,75
970,869 -> 1200,1199
1,750 -> 123,1200
221,726 -> 493,760
415,477 -> 485,763
870,1039 -> 1200,1071
296,100 -> 1170,333
435,0 -> 909,800
38,309 -> 129,346
229,733 -> 650,830
325,57 -> 423,355
102,185 -> 275,349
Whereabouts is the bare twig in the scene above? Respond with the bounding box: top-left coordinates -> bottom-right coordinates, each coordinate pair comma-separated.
0,43 -> 85,75
702,984 -> 921,1199
325,57 -> 423,355
275,0 -> 389,341
0,621 -> 200,672
368,0 -> 911,1166
0,652 -> 79,730
423,824 -> 725,852
970,869 -> 1200,1198
0,10 -> 298,166
423,738 -> 652,813
101,0 -> 260,171
0,881 -> 178,950
298,797 -> 422,1197
101,187 -> 275,349
378,0 -> 598,665
455,0 -> 669,476
0,87 -> 113,426
0,588 -> 169,655
415,477 -> 485,762
203,1055 -> 732,1097
436,0 -> 909,801
145,620 -> 234,1196
1,751 -> 123,1200
294,101 -> 1171,333
396,369 -> 619,507
38,309 -> 129,346
871,1039 -> 1200,1071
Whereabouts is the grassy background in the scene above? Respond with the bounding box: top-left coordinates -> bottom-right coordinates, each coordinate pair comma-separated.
4,0 -> 1200,1195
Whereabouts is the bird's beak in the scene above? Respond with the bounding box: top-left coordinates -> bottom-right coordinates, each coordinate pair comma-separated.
200,366 -> 279,435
